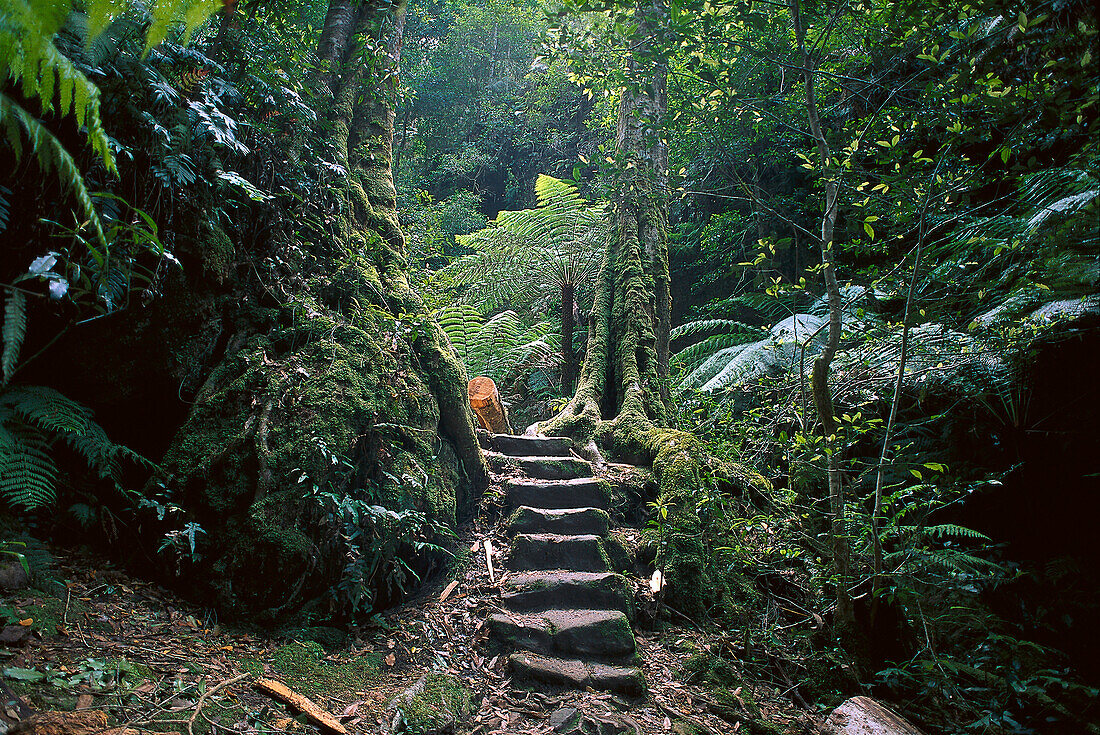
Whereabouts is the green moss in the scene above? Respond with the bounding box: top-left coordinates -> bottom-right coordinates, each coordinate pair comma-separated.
246,641 -> 380,697
604,532 -> 633,573
281,626 -> 350,650
200,221 -> 235,282
157,281 -> 470,619
400,672 -> 471,734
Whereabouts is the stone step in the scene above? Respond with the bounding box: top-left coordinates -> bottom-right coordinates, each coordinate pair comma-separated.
507,506 -> 610,536
501,571 -> 633,619
477,431 -> 574,457
504,477 -> 611,510
508,652 -> 645,696
489,608 -> 635,658
486,452 -> 593,480
506,534 -> 609,573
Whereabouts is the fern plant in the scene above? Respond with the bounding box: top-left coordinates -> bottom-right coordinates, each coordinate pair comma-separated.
440,175 -> 609,390
436,305 -> 558,388
670,318 -> 766,375
0,289 -> 146,510
2,0 -> 218,272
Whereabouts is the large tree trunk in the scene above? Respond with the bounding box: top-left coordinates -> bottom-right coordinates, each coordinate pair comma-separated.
155,0 -> 487,620
541,1 -> 671,459
541,2 -> 772,623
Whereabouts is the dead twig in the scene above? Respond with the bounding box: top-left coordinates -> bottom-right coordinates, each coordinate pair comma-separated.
655,698 -> 725,735
187,673 -> 250,735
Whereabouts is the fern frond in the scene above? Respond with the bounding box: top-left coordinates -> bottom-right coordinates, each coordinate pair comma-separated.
0,91 -> 107,250
0,385 -> 91,436
0,426 -> 57,509
2,289 -> 27,385
673,332 -> 761,373
924,524 -> 991,541
887,546 -> 1004,577
435,304 -> 484,367
671,318 -> 761,341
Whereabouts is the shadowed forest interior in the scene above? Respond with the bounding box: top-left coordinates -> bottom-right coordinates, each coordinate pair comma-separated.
1,0 -> 1098,733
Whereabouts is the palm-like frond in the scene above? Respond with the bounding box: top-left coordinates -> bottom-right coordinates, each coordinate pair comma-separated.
928,164 -> 1100,301
435,306 -> 558,385
442,175 -> 610,312
671,318 -> 767,374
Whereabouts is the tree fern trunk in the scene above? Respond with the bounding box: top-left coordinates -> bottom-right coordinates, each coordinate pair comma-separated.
561,281 -> 575,393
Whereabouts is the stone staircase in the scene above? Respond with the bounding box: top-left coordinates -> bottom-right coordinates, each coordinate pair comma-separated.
478,432 -> 645,697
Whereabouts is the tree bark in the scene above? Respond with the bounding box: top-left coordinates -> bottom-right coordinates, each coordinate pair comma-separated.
326,0 -> 488,493
541,1 -> 671,458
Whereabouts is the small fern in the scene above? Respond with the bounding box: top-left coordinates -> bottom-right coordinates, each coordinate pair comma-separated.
436,305 -> 558,385
0,385 -> 146,511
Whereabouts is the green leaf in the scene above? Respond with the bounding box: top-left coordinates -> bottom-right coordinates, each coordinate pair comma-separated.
4,667 -> 45,682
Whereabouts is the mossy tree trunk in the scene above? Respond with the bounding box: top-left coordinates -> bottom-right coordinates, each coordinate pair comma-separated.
156,0 -> 487,620
541,1 -> 671,460
541,2 -> 774,622
321,0 -> 487,490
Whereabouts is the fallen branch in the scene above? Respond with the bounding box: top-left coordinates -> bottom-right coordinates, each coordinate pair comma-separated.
254,678 -> 347,734
380,674 -> 429,735
654,699 -> 724,735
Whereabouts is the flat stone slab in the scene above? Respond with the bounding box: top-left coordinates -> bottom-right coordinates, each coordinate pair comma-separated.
486,452 -> 593,480
507,506 -> 611,536
489,608 -> 635,657
502,571 -> 633,619
504,477 -> 611,510
483,433 -> 574,457
508,652 -> 645,696
506,534 -> 610,572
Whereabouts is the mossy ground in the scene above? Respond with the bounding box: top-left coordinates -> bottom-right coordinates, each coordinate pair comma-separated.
242,640 -> 380,697
399,672 -> 471,734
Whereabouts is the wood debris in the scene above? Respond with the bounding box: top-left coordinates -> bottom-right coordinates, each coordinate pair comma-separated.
254,678 -> 347,734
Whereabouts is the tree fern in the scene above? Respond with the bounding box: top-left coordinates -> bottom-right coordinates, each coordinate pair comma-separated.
443,175 -> 609,312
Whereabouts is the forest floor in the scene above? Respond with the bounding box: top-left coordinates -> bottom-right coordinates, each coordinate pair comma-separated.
1,477 -> 826,735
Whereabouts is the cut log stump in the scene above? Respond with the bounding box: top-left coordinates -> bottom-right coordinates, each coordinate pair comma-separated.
468,377 -> 512,434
